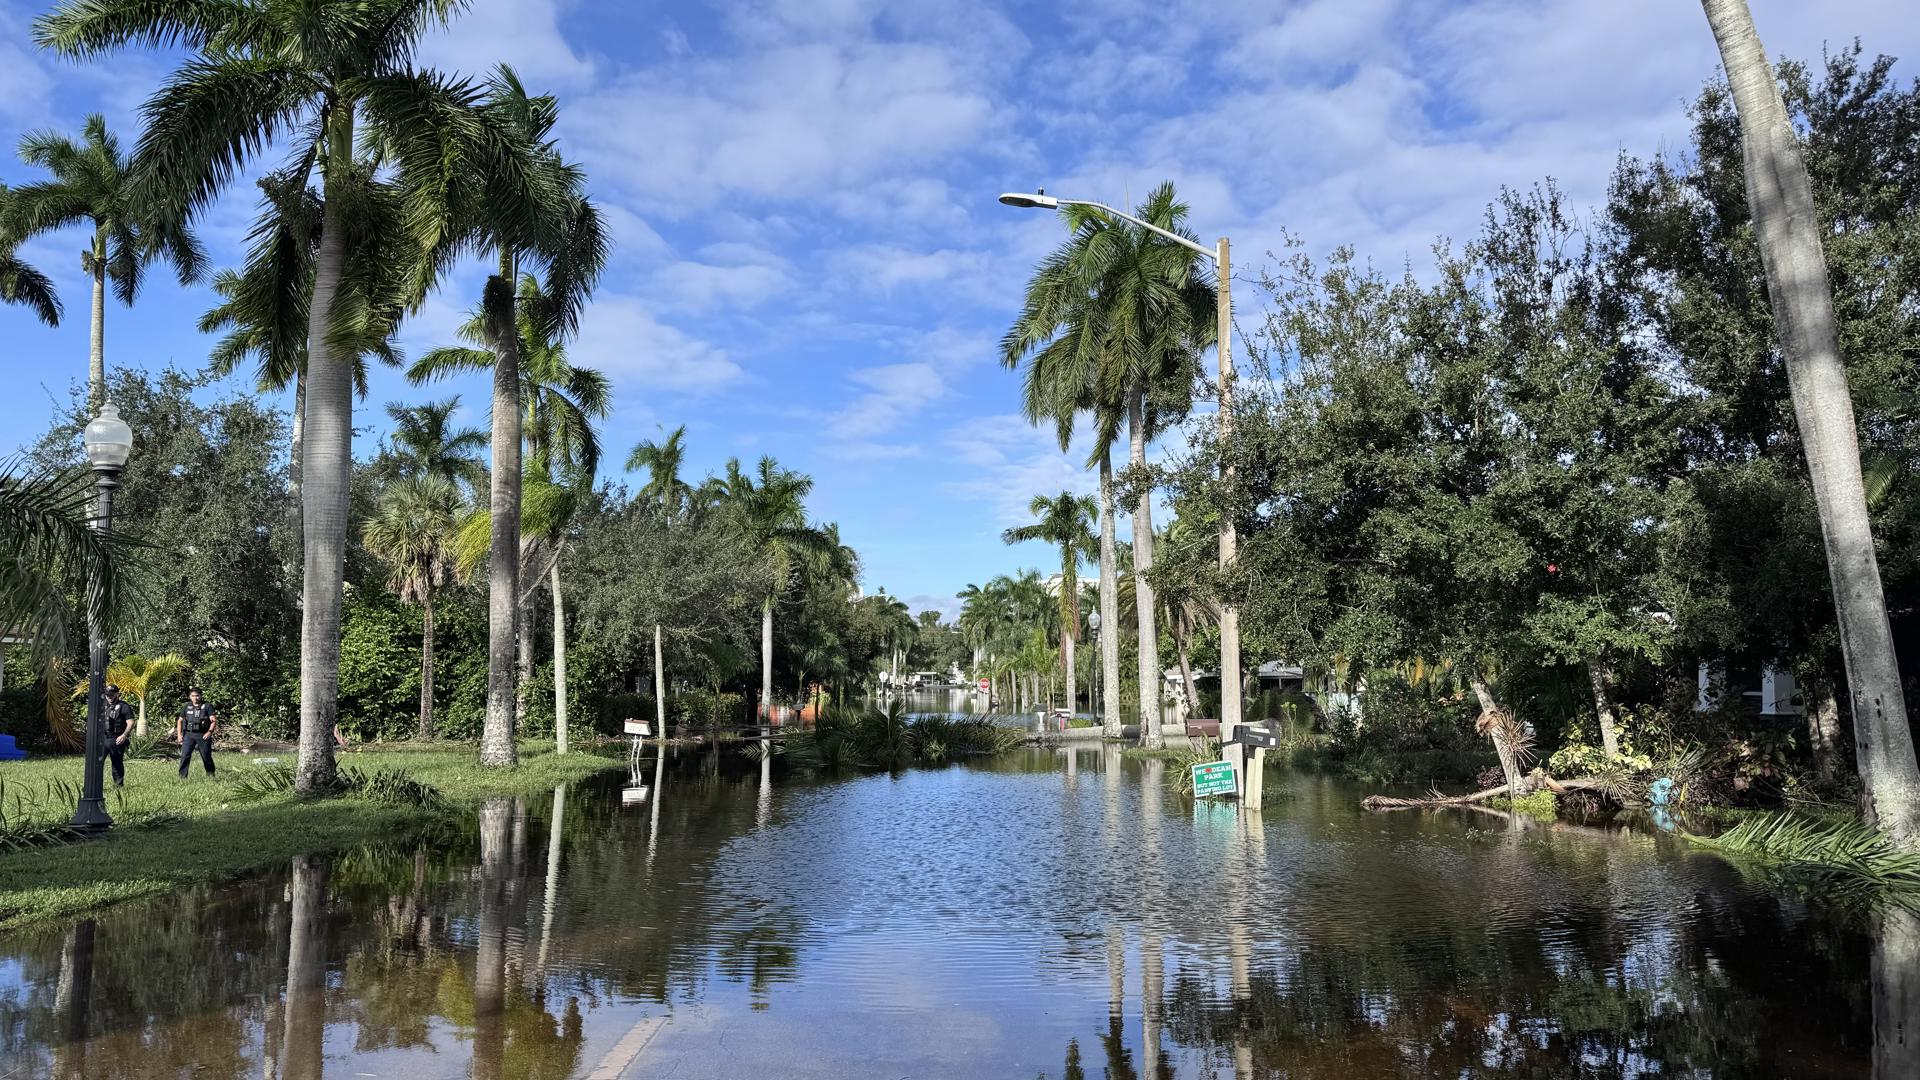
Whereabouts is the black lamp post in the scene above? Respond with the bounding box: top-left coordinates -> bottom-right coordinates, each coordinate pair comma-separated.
71,402 -> 132,832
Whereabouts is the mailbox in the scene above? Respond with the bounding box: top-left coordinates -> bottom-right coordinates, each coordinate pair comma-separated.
1233,722 -> 1280,749
623,719 -> 652,737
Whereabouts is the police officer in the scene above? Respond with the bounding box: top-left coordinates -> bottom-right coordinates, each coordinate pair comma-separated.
174,688 -> 219,778
102,684 -> 136,787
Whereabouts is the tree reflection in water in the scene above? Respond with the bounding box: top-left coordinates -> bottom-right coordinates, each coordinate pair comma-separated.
0,750 -> 1908,1077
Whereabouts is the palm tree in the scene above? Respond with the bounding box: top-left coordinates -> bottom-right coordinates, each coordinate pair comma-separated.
628,425 -> 694,519
716,456 -> 834,718
105,653 -> 187,738
0,183 -> 62,327
39,0 -> 497,794
627,423 -> 693,739
872,592 -> 914,690
199,168 -> 407,496
363,475 -> 461,741
418,65 -> 606,768
415,272 -> 608,755
1002,492 -> 1097,719
386,398 -> 486,494
1699,0 -> 1920,847
1002,183 -> 1214,744
7,114 -> 205,409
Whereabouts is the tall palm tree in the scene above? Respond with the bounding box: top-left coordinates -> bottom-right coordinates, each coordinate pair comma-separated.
1003,183 -> 1214,744
1002,492 -> 1097,718
627,423 -> 693,739
872,592 -> 914,689
7,114 -> 205,409
1699,0 -> 1920,847
717,456 -> 834,717
0,183 -> 62,327
39,0 -> 497,794
363,474 -> 460,740
420,65 -> 606,768
415,273 -> 608,754
386,397 -> 486,494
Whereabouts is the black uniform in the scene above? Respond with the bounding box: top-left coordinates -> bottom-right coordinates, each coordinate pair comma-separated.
177,701 -> 217,777
103,697 -> 135,786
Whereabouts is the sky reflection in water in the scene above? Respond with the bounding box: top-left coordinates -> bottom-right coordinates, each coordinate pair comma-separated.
0,742 -> 1907,1078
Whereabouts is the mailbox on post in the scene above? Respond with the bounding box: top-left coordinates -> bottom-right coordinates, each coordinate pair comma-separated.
1231,721 -> 1280,749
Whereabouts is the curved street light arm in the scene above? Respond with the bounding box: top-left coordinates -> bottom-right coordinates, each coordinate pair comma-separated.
1053,199 -> 1219,263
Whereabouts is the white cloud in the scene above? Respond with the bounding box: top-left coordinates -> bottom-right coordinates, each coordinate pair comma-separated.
567,40 -> 1006,214
419,0 -> 595,87
833,361 -> 946,439
941,413 -> 1095,525
571,294 -> 745,395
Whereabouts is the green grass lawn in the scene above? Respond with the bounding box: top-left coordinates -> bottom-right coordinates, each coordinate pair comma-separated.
0,741 -> 623,933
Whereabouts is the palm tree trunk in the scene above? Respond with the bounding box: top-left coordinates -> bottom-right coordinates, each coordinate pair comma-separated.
1702,0 -> 1920,847
1586,655 -> 1620,758
281,855 -> 331,1080
289,368 -> 304,499
761,595 -> 774,720
1098,450 -> 1124,740
1175,611 -> 1200,717
550,560 -> 567,755
1807,674 -> 1843,782
1471,676 -> 1522,797
293,108 -> 354,795
516,588 -> 534,726
135,697 -> 147,739
1128,387 -> 1163,747
88,229 -> 105,411
417,593 -> 435,741
481,259 -> 523,769
653,623 -> 668,744
1062,553 -> 1079,720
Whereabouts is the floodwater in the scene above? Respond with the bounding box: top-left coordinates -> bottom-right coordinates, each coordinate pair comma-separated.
0,743 -> 1914,1079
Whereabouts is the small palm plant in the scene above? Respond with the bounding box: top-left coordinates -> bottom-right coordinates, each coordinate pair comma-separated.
68,652 -> 187,737
363,475 -> 462,740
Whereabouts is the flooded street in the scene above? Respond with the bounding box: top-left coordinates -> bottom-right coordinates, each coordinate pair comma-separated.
0,746 -> 1901,1078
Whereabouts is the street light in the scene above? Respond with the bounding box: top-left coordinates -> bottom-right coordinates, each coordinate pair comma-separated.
1087,610 -> 1101,718
998,191 -> 1246,743
71,402 -> 132,832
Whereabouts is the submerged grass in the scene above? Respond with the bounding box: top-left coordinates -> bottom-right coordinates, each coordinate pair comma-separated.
784,707 -> 1024,771
0,744 -> 622,933
1689,811 -> 1920,904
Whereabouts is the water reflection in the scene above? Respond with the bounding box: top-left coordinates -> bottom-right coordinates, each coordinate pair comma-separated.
0,748 -> 1900,1077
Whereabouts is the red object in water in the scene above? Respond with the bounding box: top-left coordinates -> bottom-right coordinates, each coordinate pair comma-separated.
1547,563 -> 1559,574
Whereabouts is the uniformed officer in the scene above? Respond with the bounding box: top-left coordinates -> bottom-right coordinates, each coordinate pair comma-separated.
174,688 -> 219,778
102,684 -> 136,787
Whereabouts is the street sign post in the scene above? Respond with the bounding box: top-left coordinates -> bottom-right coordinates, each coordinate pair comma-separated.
1192,761 -> 1239,798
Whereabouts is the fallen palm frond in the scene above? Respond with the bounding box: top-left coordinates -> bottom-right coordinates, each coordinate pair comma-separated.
1688,812 -> 1920,901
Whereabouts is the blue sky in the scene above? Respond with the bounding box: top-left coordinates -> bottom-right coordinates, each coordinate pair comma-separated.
2,0 -> 1914,618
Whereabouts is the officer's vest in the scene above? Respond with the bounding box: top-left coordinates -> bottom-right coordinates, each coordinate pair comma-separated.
181,703 -> 215,735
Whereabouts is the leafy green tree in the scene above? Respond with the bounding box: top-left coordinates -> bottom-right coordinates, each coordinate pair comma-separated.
38,0 -> 501,792
1002,491 -> 1096,715
7,113 -> 204,409
363,474 -> 462,739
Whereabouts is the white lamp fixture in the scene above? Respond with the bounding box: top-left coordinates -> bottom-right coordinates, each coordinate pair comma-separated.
84,402 -> 134,470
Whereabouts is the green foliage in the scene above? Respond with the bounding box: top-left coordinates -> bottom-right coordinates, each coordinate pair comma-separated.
783,707 -> 1022,771
1692,812 -> 1920,901
1500,789 -> 1560,822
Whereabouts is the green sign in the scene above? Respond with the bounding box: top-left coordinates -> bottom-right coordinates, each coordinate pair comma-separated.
1191,761 -> 1238,798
